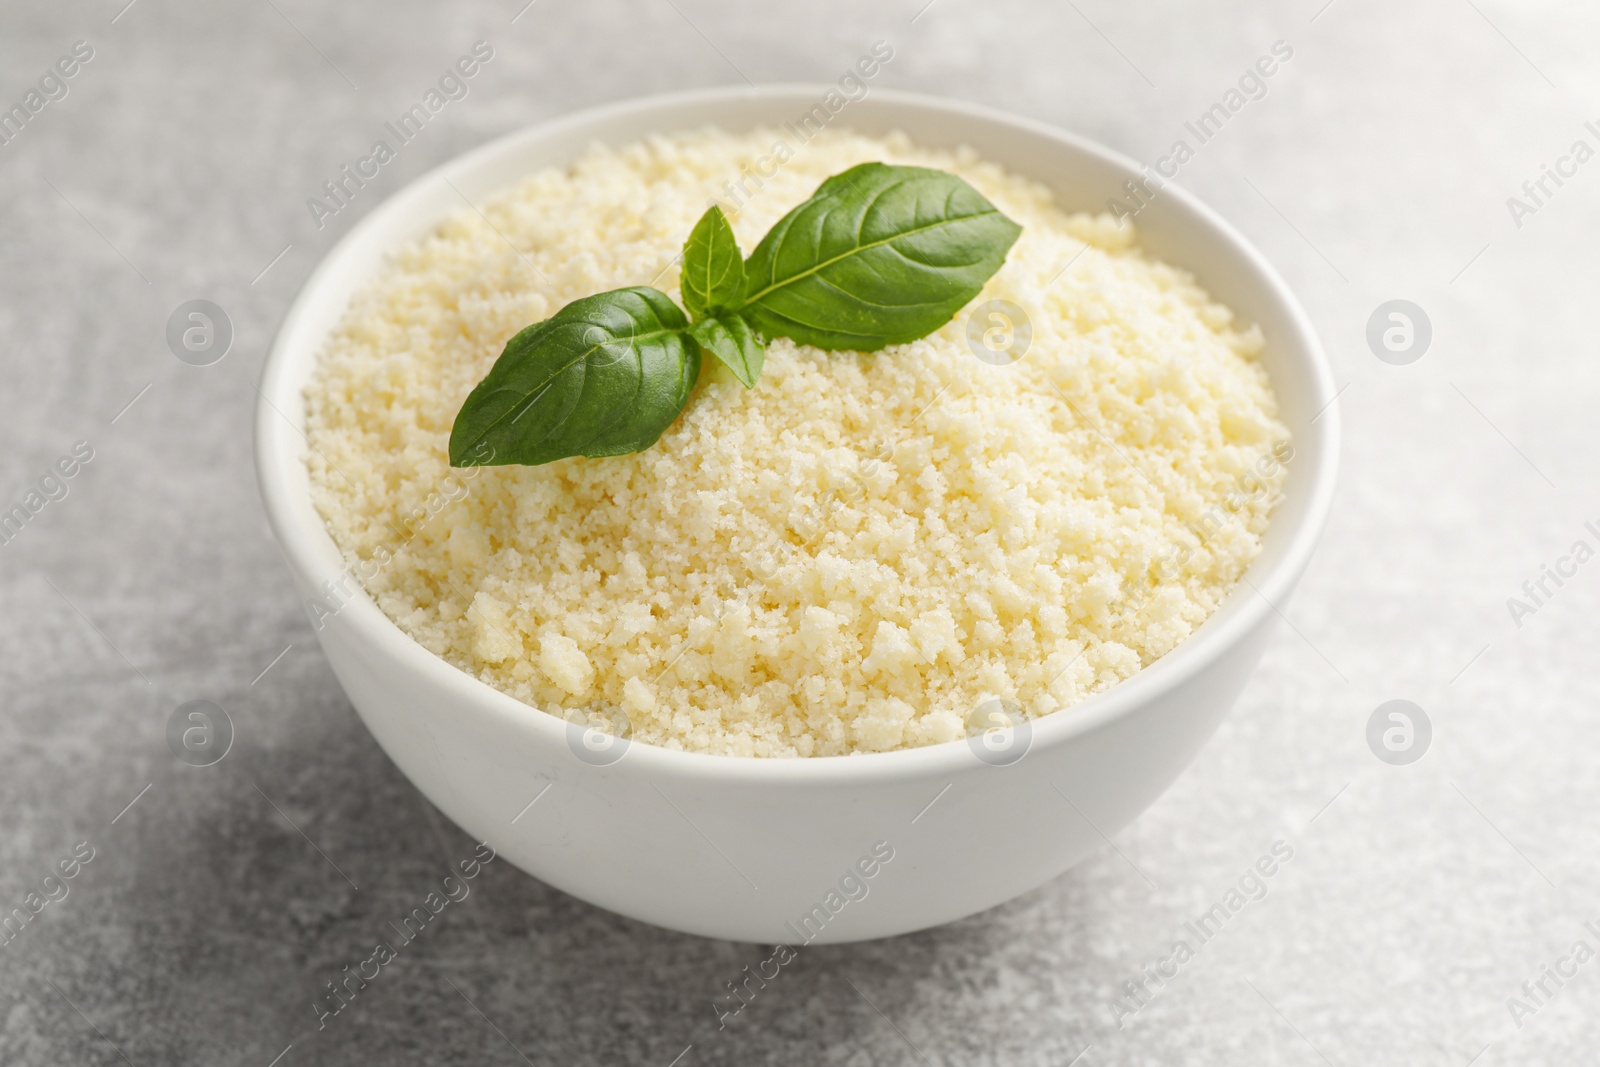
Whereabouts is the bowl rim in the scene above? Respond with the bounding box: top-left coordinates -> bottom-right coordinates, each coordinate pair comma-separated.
255,83 -> 1339,786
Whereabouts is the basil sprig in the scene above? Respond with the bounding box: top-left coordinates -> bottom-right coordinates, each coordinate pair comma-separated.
450,163 -> 1021,468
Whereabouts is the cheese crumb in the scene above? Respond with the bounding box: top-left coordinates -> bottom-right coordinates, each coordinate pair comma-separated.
538,634 -> 593,697
622,676 -> 656,715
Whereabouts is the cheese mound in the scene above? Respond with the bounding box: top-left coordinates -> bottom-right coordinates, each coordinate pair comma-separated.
304,128 -> 1289,757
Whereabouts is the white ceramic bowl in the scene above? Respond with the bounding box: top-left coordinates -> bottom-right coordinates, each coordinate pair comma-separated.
255,86 -> 1337,944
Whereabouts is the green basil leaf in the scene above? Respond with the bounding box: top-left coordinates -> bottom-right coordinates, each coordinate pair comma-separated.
448,286 -> 699,467
687,313 -> 764,388
738,163 -> 1022,351
680,205 -> 745,321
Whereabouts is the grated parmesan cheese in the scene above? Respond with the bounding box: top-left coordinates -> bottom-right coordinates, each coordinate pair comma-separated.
303,127 -> 1290,758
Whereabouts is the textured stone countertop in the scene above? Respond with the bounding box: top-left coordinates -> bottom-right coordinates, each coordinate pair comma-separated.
2,1 -> 1597,1064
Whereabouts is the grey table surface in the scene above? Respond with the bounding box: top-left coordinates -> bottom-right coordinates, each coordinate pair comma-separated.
2,0 -> 1596,1063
